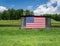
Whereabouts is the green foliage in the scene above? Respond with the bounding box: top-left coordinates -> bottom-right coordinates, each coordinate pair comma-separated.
0,8 -> 34,20
25,10 -> 33,16
42,14 -> 60,21
0,13 -> 2,20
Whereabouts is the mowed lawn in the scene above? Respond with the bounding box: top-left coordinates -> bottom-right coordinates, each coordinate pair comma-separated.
0,19 -> 60,46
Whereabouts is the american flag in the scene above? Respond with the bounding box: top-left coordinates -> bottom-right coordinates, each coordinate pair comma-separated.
26,17 -> 46,28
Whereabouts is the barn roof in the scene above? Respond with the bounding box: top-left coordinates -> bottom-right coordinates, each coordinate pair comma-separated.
21,15 -> 50,18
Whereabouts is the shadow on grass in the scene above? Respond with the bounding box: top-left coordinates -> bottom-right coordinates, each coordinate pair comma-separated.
0,24 -> 20,27
52,25 -> 60,28
0,24 -> 60,28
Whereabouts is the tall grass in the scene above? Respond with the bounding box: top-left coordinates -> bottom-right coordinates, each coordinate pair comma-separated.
0,20 -> 60,46
0,27 -> 60,46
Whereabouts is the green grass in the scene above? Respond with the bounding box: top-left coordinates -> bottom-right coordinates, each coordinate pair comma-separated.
51,19 -> 60,27
0,27 -> 60,46
0,19 -> 60,46
0,19 -> 60,27
0,20 -> 20,25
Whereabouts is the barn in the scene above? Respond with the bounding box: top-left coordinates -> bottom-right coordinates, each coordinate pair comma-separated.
21,16 -> 51,29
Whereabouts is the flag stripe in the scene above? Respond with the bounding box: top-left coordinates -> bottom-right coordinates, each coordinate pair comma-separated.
26,17 -> 46,28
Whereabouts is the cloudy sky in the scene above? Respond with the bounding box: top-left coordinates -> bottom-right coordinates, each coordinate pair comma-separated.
0,0 -> 60,15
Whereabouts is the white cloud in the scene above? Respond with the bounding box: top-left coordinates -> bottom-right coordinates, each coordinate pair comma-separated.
0,6 -> 8,12
33,0 -> 60,15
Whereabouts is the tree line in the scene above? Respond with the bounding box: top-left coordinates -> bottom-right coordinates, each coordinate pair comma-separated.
0,8 -> 60,21
0,8 -> 34,20
42,14 -> 60,21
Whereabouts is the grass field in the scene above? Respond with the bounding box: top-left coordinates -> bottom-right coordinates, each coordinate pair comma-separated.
0,19 -> 60,46
51,19 -> 60,28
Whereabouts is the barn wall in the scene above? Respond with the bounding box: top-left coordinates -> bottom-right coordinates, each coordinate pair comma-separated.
21,17 -> 26,28
21,16 -> 51,29
46,17 -> 51,29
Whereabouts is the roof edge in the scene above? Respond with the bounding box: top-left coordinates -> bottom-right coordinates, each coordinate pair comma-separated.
20,15 -> 50,17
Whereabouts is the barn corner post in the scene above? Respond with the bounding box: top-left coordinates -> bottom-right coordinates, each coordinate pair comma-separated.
21,17 -> 26,29
46,17 -> 51,29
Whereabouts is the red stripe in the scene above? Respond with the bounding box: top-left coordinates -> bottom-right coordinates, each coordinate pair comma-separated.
26,17 -> 46,28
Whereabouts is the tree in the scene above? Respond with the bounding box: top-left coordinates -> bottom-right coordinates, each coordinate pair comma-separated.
25,10 -> 31,16
8,8 -> 16,20
0,8 -> 34,20
42,14 -> 60,21
2,10 -> 9,20
16,9 -> 24,19
0,13 -> 2,20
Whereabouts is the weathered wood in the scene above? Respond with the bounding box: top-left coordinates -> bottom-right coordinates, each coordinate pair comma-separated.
46,18 -> 51,29
21,17 -> 26,28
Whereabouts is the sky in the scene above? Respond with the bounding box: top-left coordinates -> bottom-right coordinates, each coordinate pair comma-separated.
0,0 -> 60,15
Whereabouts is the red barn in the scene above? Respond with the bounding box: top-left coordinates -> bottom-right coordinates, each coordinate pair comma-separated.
21,16 -> 51,29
